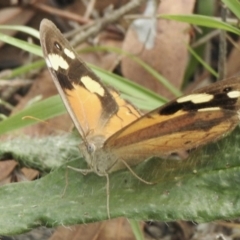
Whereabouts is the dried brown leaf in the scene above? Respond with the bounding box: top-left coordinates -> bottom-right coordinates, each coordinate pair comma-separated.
122,0 -> 196,98
50,218 -> 142,240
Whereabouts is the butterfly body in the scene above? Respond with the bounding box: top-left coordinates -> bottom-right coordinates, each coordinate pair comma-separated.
40,19 -> 240,177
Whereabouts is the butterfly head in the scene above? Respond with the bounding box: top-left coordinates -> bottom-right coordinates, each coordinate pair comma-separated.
79,135 -> 116,175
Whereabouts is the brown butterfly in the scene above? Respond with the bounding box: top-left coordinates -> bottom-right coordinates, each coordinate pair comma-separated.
40,19 -> 240,218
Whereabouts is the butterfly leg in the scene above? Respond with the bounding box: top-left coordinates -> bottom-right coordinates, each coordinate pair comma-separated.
67,165 -> 93,175
61,166 -> 93,198
120,159 -> 156,185
65,166 -> 111,219
103,173 -> 111,219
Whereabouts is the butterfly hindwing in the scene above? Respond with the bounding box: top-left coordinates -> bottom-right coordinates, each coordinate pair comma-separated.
105,77 -> 240,168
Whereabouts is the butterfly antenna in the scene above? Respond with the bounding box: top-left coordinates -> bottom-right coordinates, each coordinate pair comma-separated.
61,166 -> 69,198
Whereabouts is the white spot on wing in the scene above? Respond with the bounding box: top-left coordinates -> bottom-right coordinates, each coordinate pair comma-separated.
177,93 -> 214,104
198,107 -> 220,112
227,91 -> 240,99
81,76 -> 104,96
48,54 -> 69,70
45,58 -> 51,68
64,48 -> 75,59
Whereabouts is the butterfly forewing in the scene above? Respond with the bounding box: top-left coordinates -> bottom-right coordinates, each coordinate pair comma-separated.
40,19 -> 141,141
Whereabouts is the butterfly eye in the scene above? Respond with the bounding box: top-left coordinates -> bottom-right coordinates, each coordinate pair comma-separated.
87,143 -> 96,154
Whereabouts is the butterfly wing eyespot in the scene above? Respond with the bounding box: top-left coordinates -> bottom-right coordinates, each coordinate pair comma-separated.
223,87 -> 232,92
54,41 -> 62,50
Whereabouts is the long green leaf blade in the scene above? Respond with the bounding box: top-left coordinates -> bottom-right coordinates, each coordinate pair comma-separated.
160,14 -> 240,35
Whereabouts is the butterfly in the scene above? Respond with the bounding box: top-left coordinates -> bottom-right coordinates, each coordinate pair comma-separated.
40,19 -> 240,218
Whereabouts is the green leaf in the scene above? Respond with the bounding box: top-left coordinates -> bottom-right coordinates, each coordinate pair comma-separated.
221,0 -> 240,19
129,219 -> 145,240
0,25 -> 39,38
0,32 -> 42,57
0,135 -> 80,172
160,14 -> 240,35
0,95 -> 66,136
7,59 -> 45,78
186,44 -> 219,78
0,127 -> 240,235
